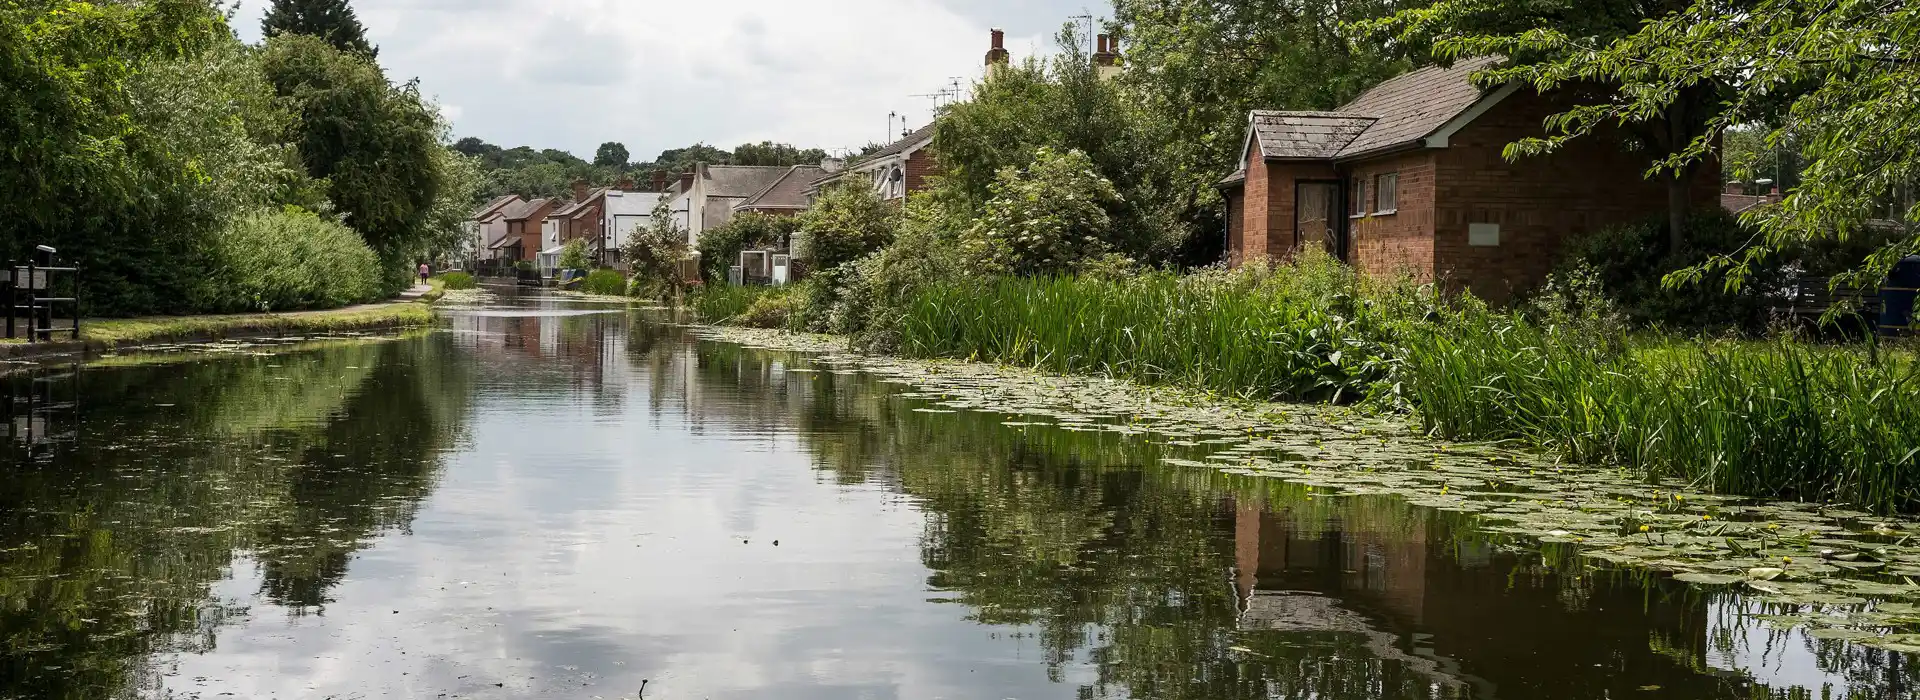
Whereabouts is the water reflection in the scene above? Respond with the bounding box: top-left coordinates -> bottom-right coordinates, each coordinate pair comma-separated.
0,293 -> 1913,699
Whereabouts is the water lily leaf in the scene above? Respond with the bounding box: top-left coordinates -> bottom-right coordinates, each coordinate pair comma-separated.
1673,572 -> 1744,585
1748,567 -> 1786,581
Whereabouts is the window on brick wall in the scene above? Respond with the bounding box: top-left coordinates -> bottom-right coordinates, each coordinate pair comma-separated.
1374,172 -> 1398,214
1348,177 -> 1366,218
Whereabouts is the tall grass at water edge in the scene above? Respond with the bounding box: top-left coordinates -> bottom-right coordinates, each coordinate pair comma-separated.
895,255 -> 1401,404
1398,313 -> 1920,511
690,284 -> 792,327
888,252 -> 1920,512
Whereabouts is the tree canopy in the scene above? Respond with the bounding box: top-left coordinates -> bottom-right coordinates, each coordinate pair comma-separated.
262,0 -> 377,57
594,141 -> 630,168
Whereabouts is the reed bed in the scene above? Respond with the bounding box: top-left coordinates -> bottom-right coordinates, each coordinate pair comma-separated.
895,256 -> 1397,403
690,284 -> 787,325
1398,313 -> 1920,510
888,254 -> 1920,512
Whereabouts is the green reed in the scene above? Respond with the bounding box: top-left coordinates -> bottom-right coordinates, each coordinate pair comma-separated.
894,255 -> 1397,404
1396,310 -> 1920,511
689,284 -> 782,324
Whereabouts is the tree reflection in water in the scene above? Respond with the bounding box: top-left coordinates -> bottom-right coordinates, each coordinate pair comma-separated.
0,334 -> 472,699
665,336 -> 1920,700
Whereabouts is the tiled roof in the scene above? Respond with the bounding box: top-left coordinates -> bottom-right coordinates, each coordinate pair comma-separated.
502,198 -> 551,222
705,165 -> 792,198
738,166 -> 826,211
1335,56 -> 1503,158
472,194 -> 523,221
850,122 -> 936,167
1233,56 -> 1506,169
1250,111 -> 1378,160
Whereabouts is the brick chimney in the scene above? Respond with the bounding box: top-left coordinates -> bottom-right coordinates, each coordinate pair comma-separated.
650,171 -> 667,192
615,176 -> 635,191
1724,181 -> 1745,196
677,170 -> 694,192
571,179 -> 589,203
1094,34 -> 1120,81
985,28 -> 1010,70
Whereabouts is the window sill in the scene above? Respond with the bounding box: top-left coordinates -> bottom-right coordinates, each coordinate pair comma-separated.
1348,213 -> 1367,220
1373,209 -> 1398,216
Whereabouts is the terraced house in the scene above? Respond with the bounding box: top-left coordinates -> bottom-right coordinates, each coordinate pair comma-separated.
1221,57 -> 1720,301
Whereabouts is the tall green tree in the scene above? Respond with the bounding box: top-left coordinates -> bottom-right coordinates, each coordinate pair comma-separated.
261,34 -> 441,287
262,0 -> 377,58
731,141 -> 827,167
593,141 -> 630,167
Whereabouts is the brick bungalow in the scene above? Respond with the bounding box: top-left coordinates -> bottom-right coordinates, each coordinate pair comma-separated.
1220,57 -> 1720,301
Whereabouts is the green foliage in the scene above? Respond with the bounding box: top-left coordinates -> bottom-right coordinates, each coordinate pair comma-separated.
262,0 -> 376,58
935,25 -> 1181,262
193,207 -> 382,313
261,34 -> 441,288
1398,307 -> 1920,512
689,284 -> 783,325
580,269 -> 626,296
435,271 -> 476,290
593,141 -> 629,167
622,198 -> 693,299
894,251 -> 1398,403
797,184 -> 898,271
558,239 -> 590,271
962,147 -> 1126,276
422,147 -> 486,263
696,212 -> 800,282
1554,210 -> 1781,333
834,196 -> 970,348
730,141 -> 828,167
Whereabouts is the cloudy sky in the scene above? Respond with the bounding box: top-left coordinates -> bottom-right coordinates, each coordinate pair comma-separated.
230,0 -> 1104,161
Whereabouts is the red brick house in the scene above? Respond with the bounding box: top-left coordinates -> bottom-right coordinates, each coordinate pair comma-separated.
1221,57 -> 1720,301
491,197 -> 554,262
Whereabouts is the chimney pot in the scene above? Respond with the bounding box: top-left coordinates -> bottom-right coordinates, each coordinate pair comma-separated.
985,28 -> 1011,68
992,28 -> 1004,49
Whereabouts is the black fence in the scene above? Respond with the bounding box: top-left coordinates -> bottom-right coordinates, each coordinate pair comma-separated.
4,246 -> 80,343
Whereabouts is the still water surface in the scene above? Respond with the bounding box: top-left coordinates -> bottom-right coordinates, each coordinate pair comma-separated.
1,289 -> 1915,699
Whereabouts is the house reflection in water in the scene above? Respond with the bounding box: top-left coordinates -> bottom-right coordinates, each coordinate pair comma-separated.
1223,494 -> 1901,699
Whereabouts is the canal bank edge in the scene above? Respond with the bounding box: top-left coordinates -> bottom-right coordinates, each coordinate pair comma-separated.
0,302 -> 439,363
688,324 -> 1920,652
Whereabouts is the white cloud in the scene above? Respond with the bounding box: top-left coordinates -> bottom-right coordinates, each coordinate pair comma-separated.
231,0 -> 1095,160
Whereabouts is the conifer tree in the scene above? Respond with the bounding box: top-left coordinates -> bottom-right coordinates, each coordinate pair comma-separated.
262,0 -> 377,58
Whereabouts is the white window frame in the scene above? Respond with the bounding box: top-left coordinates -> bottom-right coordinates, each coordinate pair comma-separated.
1373,172 -> 1399,215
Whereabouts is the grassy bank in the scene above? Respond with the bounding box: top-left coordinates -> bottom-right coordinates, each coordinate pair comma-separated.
856,257 -> 1920,512
70,303 -> 436,348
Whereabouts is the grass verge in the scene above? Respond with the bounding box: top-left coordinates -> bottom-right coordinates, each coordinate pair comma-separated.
78,303 -> 436,347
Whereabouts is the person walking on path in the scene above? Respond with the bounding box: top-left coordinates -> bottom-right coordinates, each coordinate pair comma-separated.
417,262 -> 431,286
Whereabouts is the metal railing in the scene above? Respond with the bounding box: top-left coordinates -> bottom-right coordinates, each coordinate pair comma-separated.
5,245 -> 80,343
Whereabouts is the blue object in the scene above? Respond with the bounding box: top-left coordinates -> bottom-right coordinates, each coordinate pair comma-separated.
1882,255 -> 1920,337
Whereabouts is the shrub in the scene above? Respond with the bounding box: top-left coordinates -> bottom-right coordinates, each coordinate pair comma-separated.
732,289 -> 799,329
961,147 -> 1124,276
193,207 -> 383,312
1555,210 -> 1789,333
581,269 -> 626,296
697,212 -> 799,283
797,183 -> 897,271
436,271 -> 476,290
624,198 -> 693,299
558,239 -> 590,271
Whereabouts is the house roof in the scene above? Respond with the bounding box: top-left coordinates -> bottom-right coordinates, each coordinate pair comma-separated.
851,122 -> 936,167
1231,56 -> 1507,173
502,198 -> 552,222
704,165 -> 793,199
1337,56 -> 1503,158
738,166 -> 827,211
1722,193 -> 1777,214
472,194 -> 523,221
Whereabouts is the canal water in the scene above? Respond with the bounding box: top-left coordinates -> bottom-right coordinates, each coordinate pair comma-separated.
1,289 -> 1913,699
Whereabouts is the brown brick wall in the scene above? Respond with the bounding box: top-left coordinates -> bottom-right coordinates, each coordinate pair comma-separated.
905,149 -> 940,195
1431,89 -> 1721,301
1347,152 -> 1437,283
1263,161 -> 1339,260
1241,150 -> 1271,262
